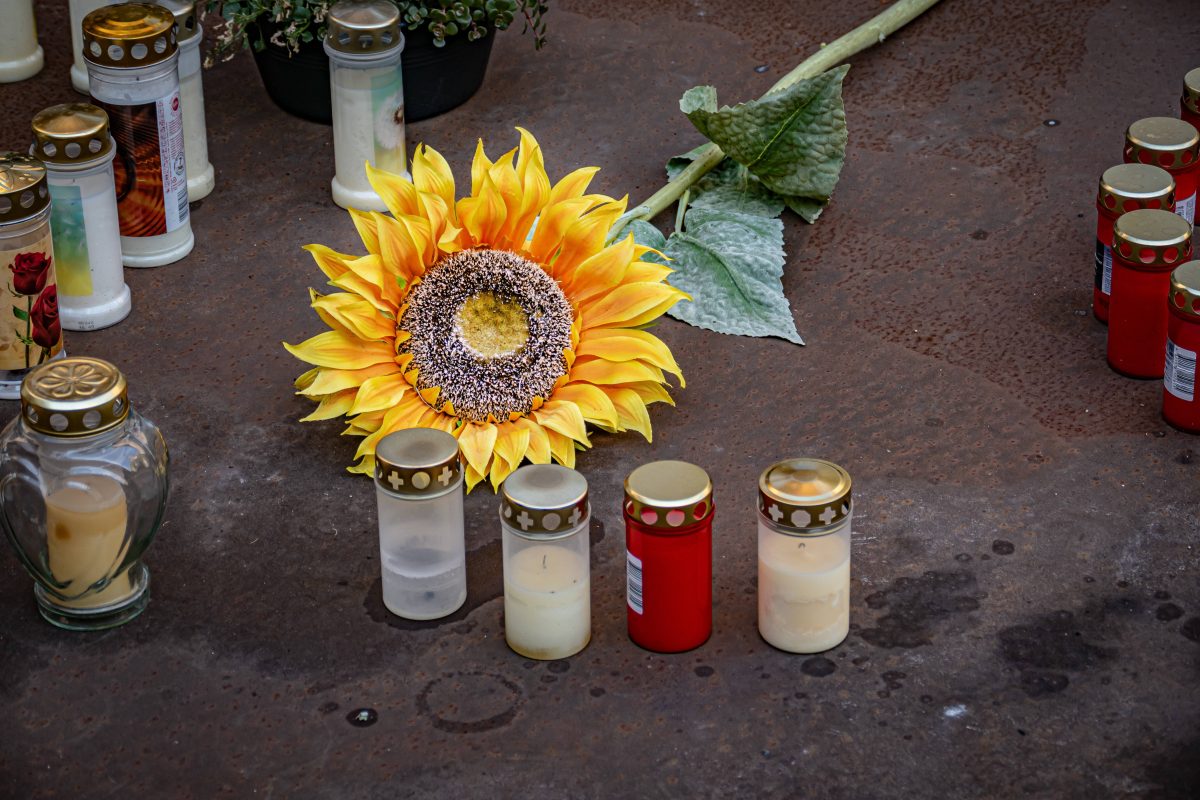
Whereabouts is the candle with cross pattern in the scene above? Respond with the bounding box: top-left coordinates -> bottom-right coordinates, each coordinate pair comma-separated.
757,458 -> 853,654
373,429 -> 466,621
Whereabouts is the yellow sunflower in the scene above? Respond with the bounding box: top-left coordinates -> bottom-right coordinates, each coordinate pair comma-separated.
285,129 -> 688,490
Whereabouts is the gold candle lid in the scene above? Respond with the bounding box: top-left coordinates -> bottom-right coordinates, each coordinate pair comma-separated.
374,428 -> 462,497
1112,209 -> 1192,270
624,460 -> 713,530
31,104 -> 114,166
759,458 -> 852,534
1184,68 -> 1200,116
155,0 -> 198,43
20,357 -> 130,438
0,153 -> 50,225
1097,163 -> 1174,215
500,464 -> 589,537
1170,261 -> 1200,320
83,3 -> 178,69
1124,117 -> 1200,171
325,0 -> 404,55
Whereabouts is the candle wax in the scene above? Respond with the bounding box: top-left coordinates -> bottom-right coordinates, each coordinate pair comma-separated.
504,544 -> 590,660
45,474 -> 133,608
758,526 -> 850,653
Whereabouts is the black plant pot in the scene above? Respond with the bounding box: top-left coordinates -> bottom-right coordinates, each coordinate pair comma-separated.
250,22 -> 496,125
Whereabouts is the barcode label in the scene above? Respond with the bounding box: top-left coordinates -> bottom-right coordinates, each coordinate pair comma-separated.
176,187 -> 190,223
1094,239 -> 1113,294
626,551 -> 643,615
1164,338 -> 1197,401
1176,191 -> 1197,226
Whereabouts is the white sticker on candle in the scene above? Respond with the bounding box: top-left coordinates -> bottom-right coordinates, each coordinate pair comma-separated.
626,550 -> 643,615
1164,338 -> 1197,401
1175,191 -> 1197,226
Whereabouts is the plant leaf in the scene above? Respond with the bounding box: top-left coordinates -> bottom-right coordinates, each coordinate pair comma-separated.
680,65 -> 849,210
667,146 -> 784,219
12,305 -> 28,322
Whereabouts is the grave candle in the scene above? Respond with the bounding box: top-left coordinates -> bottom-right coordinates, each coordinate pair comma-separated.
1123,117 -> 1200,226
500,464 -> 591,660
0,0 -> 44,83
69,0 -> 113,94
1164,261 -> 1200,432
1182,68 -> 1200,131
1092,164 -> 1174,324
159,0 -> 214,201
46,473 -> 133,608
757,458 -> 852,654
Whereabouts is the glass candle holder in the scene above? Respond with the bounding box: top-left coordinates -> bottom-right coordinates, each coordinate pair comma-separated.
69,0 -> 112,94
500,464 -> 591,660
1093,164 -> 1174,324
84,3 -> 193,268
159,0 -> 214,201
1124,117 -> 1200,227
31,103 -> 132,331
1108,209 -> 1193,379
0,153 -> 64,400
0,357 -> 170,630
373,428 -> 466,620
1164,261 -> 1200,432
0,0 -> 44,83
623,460 -> 713,653
1182,68 -> 1200,132
757,458 -> 852,654
324,0 -> 408,211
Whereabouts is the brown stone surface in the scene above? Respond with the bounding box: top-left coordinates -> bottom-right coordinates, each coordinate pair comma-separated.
2,1 -> 1200,797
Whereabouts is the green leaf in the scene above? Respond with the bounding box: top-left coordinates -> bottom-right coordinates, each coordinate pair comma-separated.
667,145 -> 784,219
12,305 -> 28,322
680,65 -> 849,211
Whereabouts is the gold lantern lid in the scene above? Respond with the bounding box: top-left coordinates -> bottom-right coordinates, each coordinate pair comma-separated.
500,464 -> 589,537
1184,68 -> 1200,117
624,460 -> 713,530
1097,163 -> 1174,216
1170,261 -> 1200,321
1112,209 -> 1192,270
82,3 -> 178,69
0,153 -> 50,225
374,428 -> 462,498
325,0 -> 404,56
20,357 -> 130,438
155,0 -> 198,43
759,458 -> 852,534
31,104 -> 114,166
1124,117 -> 1200,171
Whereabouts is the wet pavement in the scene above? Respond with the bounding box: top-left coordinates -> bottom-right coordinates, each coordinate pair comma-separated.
2,0 -> 1200,797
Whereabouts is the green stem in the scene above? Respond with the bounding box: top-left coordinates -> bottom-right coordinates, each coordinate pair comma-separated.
24,296 -> 30,369
623,0 -> 945,228
674,188 -> 690,235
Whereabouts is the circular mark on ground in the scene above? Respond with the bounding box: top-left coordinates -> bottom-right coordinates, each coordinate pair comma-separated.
547,660 -> 570,674
694,665 -> 715,678
801,657 -> 837,677
346,708 -> 377,727
992,540 -> 1015,556
417,671 -> 523,734
1156,603 -> 1184,621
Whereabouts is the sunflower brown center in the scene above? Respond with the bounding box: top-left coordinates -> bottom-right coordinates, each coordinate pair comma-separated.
398,249 -> 573,422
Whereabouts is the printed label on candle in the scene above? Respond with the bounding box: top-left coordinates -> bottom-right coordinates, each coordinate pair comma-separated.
626,550 -> 644,615
370,71 -> 406,176
1175,191 -> 1197,226
0,232 -> 63,371
1094,239 -> 1112,295
1165,338 -> 1197,401
97,92 -> 190,238
47,183 -> 94,298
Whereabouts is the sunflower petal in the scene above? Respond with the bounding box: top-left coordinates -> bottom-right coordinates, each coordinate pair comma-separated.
464,462 -> 486,492
614,380 -> 676,406
551,196 -> 629,275
469,138 -> 494,196
412,143 -> 455,208
569,357 -> 664,386
547,166 -> 600,205
553,382 -> 619,429
494,422 -> 531,469
526,196 -> 593,266
544,428 -> 578,468
576,328 -> 684,386
354,393 -> 429,461
606,387 -> 653,442
533,400 -> 590,445
583,282 -> 686,328
514,416 -> 552,463
305,243 -> 356,281
294,367 -> 320,390
284,330 -> 395,370
458,422 -> 499,477
458,169 -> 509,247
367,161 -> 420,218
298,363 -> 399,396
348,209 -> 380,254
563,235 -> 636,303
299,389 -> 357,421
312,292 -> 395,341
349,373 -> 413,416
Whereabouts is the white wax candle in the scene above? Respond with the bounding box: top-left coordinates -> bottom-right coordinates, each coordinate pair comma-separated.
45,474 -> 133,608
504,544 -> 590,660
757,524 -> 850,653
0,0 -> 43,83
178,36 -> 214,201
329,57 -> 407,211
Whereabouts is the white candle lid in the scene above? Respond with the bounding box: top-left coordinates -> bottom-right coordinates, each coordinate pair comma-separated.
500,464 -> 589,536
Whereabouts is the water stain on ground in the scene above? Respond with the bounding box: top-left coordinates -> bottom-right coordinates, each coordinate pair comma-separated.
801,657 -> 837,677
416,671 -> 523,734
859,570 -> 982,649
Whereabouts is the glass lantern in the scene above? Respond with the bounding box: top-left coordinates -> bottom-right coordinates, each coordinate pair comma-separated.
0,356 -> 169,630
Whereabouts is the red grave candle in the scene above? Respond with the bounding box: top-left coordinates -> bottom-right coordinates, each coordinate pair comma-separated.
1093,164 -> 1174,323
1163,261 -> 1200,432
1182,68 -> 1200,132
1108,209 -> 1193,378
623,461 -> 713,653
1123,117 -> 1200,226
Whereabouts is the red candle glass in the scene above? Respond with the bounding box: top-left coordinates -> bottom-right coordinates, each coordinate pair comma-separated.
1093,164 -> 1174,323
1182,68 -> 1200,131
1164,261 -> 1200,432
623,461 -> 713,653
1108,209 -> 1193,378
1124,117 -> 1200,226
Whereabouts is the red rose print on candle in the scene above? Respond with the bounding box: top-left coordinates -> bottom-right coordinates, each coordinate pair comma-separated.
30,285 -> 60,362
9,251 -> 52,296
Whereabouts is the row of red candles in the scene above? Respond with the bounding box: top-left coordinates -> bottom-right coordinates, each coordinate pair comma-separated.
1093,67 -> 1200,433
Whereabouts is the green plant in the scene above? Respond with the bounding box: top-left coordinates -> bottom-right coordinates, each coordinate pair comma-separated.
202,0 -> 547,64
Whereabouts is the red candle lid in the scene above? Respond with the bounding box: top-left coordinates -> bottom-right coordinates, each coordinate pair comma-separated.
624,460 -> 712,530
